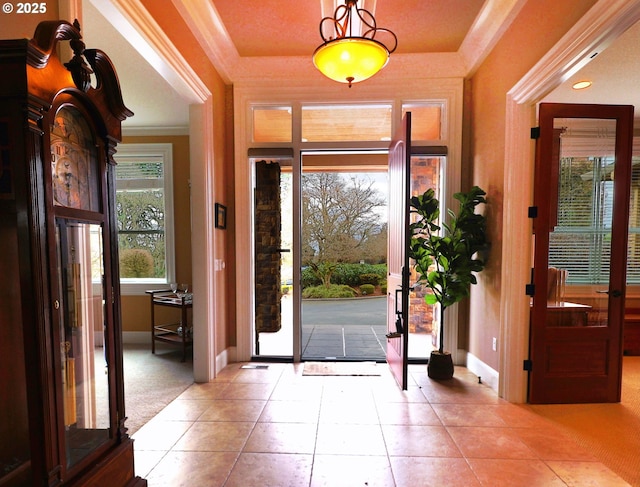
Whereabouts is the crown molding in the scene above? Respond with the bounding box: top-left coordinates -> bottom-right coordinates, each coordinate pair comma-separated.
459,0 -> 528,76
170,0 -> 237,84
89,0 -> 209,103
511,0 -> 640,104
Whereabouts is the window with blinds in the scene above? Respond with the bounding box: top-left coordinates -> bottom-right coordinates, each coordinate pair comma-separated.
549,155 -> 640,284
113,143 -> 175,291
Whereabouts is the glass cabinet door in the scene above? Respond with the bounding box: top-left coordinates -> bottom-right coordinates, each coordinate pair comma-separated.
55,221 -> 110,468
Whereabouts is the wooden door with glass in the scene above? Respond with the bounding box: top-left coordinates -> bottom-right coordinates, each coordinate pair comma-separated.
529,103 -> 633,403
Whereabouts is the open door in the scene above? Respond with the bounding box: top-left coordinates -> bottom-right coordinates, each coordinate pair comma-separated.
386,113 -> 411,389
529,103 -> 633,403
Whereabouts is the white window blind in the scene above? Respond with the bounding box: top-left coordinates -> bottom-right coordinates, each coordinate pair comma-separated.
549,156 -> 640,284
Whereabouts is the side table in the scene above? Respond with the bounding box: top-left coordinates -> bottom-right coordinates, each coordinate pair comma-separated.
146,290 -> 193,362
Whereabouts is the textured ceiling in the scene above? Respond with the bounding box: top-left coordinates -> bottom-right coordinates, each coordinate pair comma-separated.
211,0 -> 485,57
82,0 -> 640,132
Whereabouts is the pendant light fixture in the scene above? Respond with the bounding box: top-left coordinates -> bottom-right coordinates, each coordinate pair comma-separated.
313,0 -> 397,87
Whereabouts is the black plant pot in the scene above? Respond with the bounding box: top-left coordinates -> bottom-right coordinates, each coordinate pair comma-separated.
427,351 -> 454,380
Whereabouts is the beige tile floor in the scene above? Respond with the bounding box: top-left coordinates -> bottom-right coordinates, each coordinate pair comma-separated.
132,363 -> 631,486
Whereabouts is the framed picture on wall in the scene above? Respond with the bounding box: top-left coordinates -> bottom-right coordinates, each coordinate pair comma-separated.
215,203 -> 227,229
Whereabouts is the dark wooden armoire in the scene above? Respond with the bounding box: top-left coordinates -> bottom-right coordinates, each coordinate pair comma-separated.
0,20 -> 146,486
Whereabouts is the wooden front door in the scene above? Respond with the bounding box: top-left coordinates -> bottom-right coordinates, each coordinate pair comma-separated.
529,103 -> 633,403
386,113 -> 411,389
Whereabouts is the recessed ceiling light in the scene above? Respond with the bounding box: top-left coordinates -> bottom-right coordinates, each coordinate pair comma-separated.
572,80 -> 592,90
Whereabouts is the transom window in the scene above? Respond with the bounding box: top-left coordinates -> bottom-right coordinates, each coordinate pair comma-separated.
251,102 -> 445,144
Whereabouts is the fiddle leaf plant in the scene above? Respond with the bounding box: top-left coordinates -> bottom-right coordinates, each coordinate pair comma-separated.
409,186 -> 488,354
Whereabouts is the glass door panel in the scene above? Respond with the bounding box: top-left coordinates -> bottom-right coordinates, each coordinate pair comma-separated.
56,221 -> 110,467
547,118 -> 616,328
253,158 -> 294,357
407,155 -> 444,360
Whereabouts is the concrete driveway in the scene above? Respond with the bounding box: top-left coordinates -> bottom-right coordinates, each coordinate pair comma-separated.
301,296 -> 388,360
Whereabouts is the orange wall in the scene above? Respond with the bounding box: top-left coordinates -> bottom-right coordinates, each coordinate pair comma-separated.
468,0 -> 597,369
140,0 -> 235,355
118,135 -> 192,333
0,1 -> 60,39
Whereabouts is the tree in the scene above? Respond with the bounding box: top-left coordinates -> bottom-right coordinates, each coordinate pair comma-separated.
359,222 -> 388,264
119,248 -> 154,278
302,172 -> 386,264
116,190 -> 166,278
308,261 -> 337,288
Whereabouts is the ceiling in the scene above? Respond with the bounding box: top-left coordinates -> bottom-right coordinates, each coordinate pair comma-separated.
83,1 -> 190,131
543,18 -> 640,110
81,0 -> 640,133
210,0 -> 485,57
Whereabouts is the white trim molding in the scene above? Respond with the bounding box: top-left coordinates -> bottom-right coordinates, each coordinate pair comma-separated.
89,0 -> 209,103
501,0 -> 640,403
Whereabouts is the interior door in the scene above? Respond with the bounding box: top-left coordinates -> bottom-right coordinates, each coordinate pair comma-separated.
386,113 -> 411,389
529,103 -> 633,403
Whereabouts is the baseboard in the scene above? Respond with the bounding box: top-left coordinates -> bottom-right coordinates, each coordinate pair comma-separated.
465,352 -> 499,393
215,346 -> 236,376
123,332 -> 150,344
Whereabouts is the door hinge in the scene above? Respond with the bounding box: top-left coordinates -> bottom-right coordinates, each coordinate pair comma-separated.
531,127 -> 540,139
523,359 -> 532,371
525,283 -> 535,296
528,206 -> 538,218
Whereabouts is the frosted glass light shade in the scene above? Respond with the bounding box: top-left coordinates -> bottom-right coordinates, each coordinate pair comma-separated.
313,38 -> 389,87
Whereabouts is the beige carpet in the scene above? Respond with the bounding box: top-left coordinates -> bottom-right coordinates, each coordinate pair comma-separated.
124,343 -> 193,434
529,356 -> 640,486
303,361 -> 381,376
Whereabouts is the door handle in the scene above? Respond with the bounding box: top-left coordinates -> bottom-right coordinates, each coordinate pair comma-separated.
386,288 -> 404,339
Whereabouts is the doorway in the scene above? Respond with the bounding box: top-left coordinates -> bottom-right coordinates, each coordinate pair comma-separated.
253,150 -> 443,363
254,152 -> 391,361
242,99 -> 458,365
300,152 -> 389,361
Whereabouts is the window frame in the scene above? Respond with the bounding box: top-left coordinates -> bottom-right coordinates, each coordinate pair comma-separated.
113,143 -> 175,295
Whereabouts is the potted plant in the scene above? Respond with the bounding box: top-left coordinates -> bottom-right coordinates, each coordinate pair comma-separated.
409,186 -> 488,379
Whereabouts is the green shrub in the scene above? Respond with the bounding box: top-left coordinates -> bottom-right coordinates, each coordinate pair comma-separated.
359,273 -> 380,285
359,284 -> 375,295
301,263 -> 387,288
302,284 -> 357,299
381,284 -> 387,295
301,266 -> 321,287
120,249 -> 154,277
332,263 -> 387,287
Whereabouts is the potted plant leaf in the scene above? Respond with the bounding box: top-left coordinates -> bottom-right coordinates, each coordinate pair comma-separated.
409,186 -> 488,379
